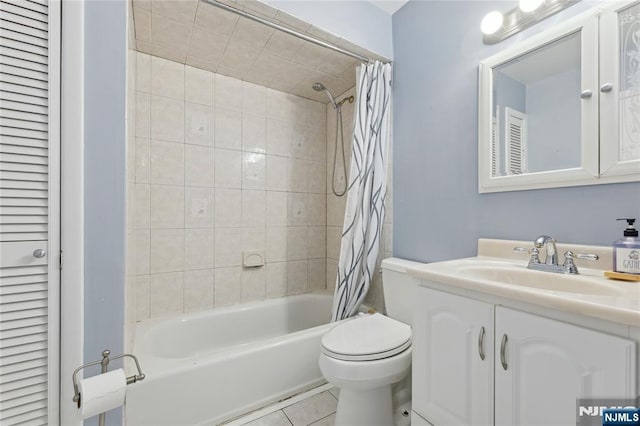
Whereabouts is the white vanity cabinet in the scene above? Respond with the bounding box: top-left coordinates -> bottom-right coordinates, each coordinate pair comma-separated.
413,287 -> 637,426
413,288 -> 494,426
494,307 -> 636,426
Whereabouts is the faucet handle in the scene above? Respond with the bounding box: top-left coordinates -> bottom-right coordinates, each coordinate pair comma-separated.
514,247 -> 541,264
562,251 -> 599,274
574,253 -> 599,261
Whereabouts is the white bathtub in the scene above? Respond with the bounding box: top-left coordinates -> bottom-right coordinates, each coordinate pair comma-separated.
126,293 -> 342,426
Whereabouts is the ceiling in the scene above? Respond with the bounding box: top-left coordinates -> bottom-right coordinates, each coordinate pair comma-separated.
132,0 -> 389,102
368,0 -> 410,15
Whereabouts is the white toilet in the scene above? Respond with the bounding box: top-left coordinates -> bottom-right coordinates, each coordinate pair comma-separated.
319,258 -> 420,426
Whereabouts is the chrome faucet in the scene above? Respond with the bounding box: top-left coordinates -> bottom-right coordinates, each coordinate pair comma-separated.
534,235 -> 558,266
513,235 -> 599,274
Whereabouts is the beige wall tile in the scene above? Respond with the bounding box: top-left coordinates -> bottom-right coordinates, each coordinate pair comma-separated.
307,193 -> 326,226
287,260 -> 307,295
243,227 -> 265,253
185,65 -> 214,106
185,144 -> 214,187
135,138 -> 150,183
266,227 -> 287,262
214,108 -> 241,149
242,190 -> 266,228
266,191 -> 287,226
288,158 -> 307,192
151,55 -> 184,100
308,161 -> 326,193
150,229 -> 184,273
185,102 -> 214,146
266,89 -> 291,121
241,267 -> 265,302
214,267 -> 242,307
266,119 -> 290,157
150,140 -> 184,185
287,227 -> 308,261
151,95 -> 184,142
308,258 -> 326,292
308,226 -> 326,259
184,269 -> 214,312
150,271 -> 184,317
266,262 -> 287,299
132,230 -> 150,275
136,92 -> 151,138
266,155 -> 288,192
214,188 -> 242,227
135,275 -> 150,320
185,228 -> 214,270
242,115 -> 266,153
242,81 -> 266,117
136,52 -> 151,93
215,73 -> 242,111
185,187 -> 215,228
242,152 -> 266,190
214,148 -> 241,189
214,227 -> 242,267
150,185 -> 184,228
288,193 -> 307,226
133,184 -> 151,229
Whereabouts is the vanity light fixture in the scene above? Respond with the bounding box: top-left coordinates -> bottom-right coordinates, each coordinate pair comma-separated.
482,0 -> 581,44
519,0 -> 545,13
481,11 -> 505,35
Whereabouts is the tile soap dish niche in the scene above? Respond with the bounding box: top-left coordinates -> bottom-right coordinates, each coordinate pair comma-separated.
243,251 -> 265,268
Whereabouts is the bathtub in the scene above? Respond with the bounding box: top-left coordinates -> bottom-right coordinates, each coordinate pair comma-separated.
126,293 -> 343,426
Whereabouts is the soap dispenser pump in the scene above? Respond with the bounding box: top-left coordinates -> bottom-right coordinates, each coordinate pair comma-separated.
613,218 -> 640,275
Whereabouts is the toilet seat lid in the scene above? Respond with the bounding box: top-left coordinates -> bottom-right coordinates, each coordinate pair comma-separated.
321,313 -> 412,361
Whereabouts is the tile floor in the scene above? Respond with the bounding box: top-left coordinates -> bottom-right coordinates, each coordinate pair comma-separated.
228,385 -> 340,426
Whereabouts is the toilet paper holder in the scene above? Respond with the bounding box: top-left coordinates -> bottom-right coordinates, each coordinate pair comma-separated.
72,349 -> 145,425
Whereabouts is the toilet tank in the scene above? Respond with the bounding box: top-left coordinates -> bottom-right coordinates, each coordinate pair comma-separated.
381,257 -> 424,326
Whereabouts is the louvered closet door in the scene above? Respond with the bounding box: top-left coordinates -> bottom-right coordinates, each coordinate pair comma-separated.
0,1 -> 59,425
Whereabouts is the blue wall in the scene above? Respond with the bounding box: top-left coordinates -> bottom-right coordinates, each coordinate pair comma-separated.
84,1 -> 127,424
392,0 -> 640,263
264,0 -> 393,59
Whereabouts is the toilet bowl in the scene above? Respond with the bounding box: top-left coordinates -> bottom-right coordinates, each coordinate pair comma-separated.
319,258 -> 422,426
319,313 -> 412,426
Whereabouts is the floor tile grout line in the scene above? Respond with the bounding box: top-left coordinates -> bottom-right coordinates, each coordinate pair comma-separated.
306,411 -> 336,426
282,408 -> 295,426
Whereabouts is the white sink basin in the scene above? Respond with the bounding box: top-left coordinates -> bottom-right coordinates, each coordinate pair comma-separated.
456,264 -> 624,296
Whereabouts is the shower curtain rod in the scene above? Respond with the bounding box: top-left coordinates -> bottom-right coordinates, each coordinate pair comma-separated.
201,0 -> 373,63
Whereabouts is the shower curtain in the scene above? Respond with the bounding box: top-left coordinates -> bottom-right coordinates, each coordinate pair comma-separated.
331,61 -> 392,322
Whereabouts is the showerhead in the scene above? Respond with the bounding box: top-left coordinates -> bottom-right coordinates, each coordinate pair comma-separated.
312,82 -> 337,108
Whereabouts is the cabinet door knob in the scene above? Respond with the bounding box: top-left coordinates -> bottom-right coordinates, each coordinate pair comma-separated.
600,83 -> 613,93
33,249 -> 47,259
580,90 -> 592,99
478,326 -> 486,361
500,334 -> 508,370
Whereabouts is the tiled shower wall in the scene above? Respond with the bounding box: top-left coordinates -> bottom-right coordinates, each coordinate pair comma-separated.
325,87 -> 393,313
126,53 -> 328,321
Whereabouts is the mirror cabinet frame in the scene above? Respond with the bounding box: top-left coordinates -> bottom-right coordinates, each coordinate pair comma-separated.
478,0 -> 640,193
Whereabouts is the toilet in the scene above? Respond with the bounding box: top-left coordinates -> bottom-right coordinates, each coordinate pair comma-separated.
319,258 -> 421,426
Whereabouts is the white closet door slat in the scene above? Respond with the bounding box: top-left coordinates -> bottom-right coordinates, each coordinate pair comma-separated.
0,3 -> 51,423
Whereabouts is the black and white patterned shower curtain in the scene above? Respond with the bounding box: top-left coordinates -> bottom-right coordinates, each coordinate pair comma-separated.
331,61 -> 392,322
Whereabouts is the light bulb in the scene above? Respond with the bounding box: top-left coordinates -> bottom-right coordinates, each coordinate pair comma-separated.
481,11 -> 504,35
519,0 -> 544,12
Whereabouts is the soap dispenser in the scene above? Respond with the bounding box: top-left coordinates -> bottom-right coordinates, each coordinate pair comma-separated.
613,218 -> 640,275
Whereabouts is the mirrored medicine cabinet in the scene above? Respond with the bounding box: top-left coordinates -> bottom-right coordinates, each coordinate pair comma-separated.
478,0 -> 640,193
